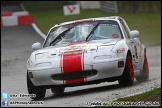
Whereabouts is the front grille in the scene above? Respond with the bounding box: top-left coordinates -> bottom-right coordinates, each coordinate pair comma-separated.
52,70 -> 97,80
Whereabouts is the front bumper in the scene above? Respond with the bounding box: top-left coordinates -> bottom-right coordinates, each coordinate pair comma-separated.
28,59 -> 125,86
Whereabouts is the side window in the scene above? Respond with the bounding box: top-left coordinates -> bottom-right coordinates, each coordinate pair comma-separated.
119,19 -> 131,39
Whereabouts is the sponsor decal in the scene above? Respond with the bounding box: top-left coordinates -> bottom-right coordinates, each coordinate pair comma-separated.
63,41 -> 87,52
131,45 -> 135,54
112,34 -> 119,38
134,45 -> 138,59
131,45 -> 138,59
139,40 -> 142,57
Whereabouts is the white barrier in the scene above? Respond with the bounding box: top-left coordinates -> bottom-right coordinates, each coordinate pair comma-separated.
31,23 -> 46,39
1,6 -> 46,39
2,16 -> 18,26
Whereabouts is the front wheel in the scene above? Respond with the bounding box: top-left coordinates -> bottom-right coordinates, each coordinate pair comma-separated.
118,52 -> 134,86
27,72 -> 46,100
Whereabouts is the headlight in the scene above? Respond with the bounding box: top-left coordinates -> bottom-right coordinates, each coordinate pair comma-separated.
35,53 -> 49,60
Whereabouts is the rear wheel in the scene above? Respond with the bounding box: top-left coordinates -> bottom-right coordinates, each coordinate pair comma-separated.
27,72 -> 46,99
51,87 -> 65,94
136,53 -> 149,81
118,52 -> 134,86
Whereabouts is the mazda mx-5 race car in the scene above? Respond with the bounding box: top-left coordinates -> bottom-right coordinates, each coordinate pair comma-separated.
27,16 -> 149,99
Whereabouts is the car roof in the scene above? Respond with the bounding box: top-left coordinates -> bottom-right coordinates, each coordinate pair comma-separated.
53,16 -> 122,27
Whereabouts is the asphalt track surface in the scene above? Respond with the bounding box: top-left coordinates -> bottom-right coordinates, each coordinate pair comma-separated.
1,3 -> 161,107
1,2 -> 22,13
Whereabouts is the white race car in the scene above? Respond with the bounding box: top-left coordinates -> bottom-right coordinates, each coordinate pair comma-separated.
27,16 -> 149,99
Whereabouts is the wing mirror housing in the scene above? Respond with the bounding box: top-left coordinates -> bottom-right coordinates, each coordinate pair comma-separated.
130,30 -> 139,39
32,42 -> 41,50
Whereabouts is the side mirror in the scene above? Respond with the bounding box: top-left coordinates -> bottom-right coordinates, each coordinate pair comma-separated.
32,42 -> 41,50
130,30 -> 139,39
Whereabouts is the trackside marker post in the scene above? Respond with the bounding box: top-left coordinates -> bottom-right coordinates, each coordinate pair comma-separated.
63,4 -> 80,15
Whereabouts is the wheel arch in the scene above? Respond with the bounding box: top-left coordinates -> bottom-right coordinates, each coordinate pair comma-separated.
127,49 -> 132,59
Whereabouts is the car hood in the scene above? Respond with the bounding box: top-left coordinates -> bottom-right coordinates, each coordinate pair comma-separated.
32,39 -> 121,55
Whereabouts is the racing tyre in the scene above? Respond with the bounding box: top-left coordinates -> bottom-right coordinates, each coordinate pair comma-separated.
135,53 -> 149,81
118,52 -> 134,86
51,87 -> 65,94
27,72 -> 46,99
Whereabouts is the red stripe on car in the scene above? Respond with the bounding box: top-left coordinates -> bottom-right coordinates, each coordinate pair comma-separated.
60,41 -> 89,84
62,51 -> 84,84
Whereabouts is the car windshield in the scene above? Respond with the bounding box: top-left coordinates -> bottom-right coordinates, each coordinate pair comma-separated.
43,20 -> 123,47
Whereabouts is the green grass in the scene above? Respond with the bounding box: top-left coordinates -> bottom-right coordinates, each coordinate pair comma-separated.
116,87 -> 161,101
102,87 -> 161,107
105,87 -> 161,107
23,1 -> 161,47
